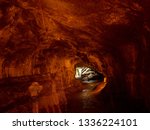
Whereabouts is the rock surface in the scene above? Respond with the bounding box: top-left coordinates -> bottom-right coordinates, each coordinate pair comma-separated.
0,0 -> 149,112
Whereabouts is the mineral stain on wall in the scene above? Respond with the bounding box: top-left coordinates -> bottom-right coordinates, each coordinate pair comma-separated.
0,0 -> 150,112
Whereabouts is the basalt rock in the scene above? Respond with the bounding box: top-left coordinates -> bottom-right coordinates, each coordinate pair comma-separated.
0,0 -> 149,112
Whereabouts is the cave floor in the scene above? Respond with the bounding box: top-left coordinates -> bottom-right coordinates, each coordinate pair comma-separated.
0,77 -> 114,113
0,77 -> 148,113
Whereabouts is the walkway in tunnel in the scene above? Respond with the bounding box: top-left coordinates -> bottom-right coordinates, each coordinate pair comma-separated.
0,76 -> 148,113
0,77 -> 114,113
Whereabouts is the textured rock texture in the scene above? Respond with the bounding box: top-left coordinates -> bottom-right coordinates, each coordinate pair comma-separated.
0,0 -> 149,112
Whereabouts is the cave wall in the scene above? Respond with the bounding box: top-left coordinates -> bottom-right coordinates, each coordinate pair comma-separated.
0,0 -> 150,112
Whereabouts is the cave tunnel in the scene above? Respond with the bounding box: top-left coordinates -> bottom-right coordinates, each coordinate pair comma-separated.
0,0 -> 150,113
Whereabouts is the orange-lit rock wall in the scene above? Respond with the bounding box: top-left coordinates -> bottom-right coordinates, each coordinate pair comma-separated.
0,0 -> 150,112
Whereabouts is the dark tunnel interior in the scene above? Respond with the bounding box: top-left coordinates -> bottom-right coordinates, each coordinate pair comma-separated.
0,0 -> 150,113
